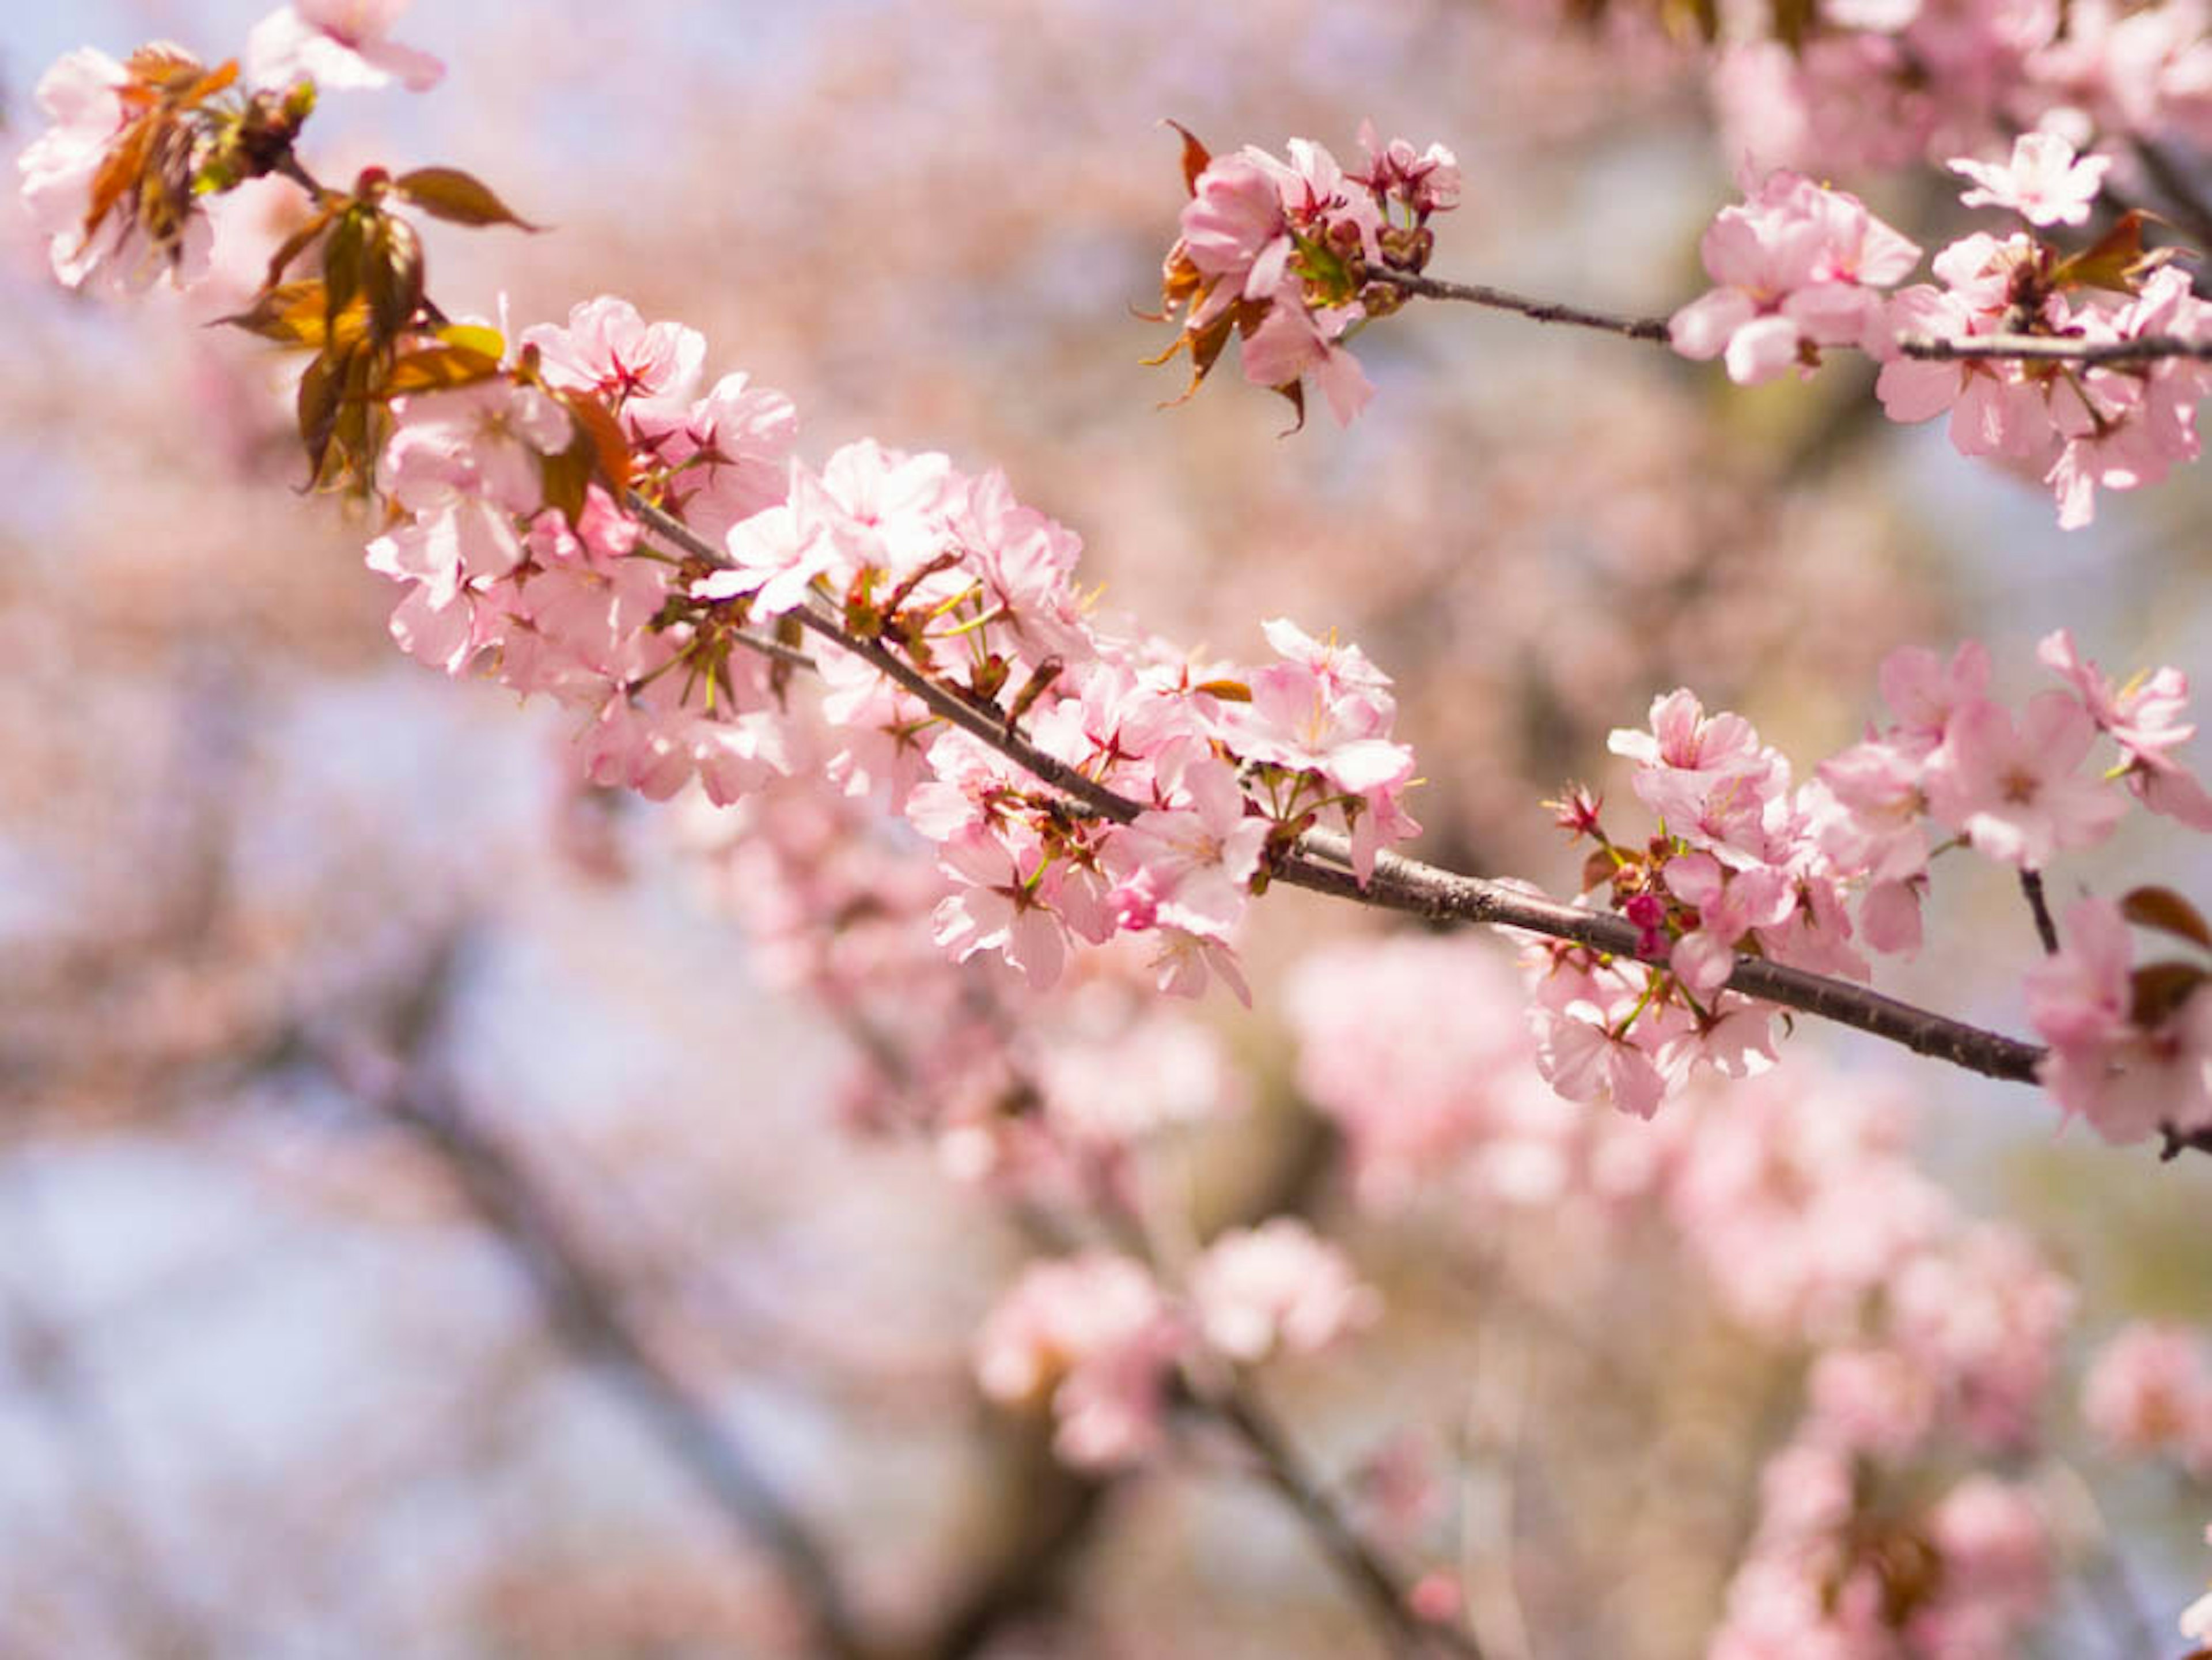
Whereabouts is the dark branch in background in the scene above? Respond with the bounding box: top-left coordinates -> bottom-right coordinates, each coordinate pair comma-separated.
323,1055 -> 880,1658
630,494 -> 2051,1093
2130,135 -> 2212,258
289,939 -> 876,1660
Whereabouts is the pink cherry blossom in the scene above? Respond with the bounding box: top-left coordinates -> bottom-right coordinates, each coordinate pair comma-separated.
1188,1219 -> 1380,1363
1922,692 -> 2124,869
1948,132 -> 2112,226
378,378 -> 572,517
2025,897 -> 2212,1143
974,1254 -> 1185,1469
246,0 -> 444,93
18,48 -> 216,293
521,296 -> 706,412
2038,627 -> 2212,829
1671,172 -> 1922,385
2081,1322 -> 2212,1470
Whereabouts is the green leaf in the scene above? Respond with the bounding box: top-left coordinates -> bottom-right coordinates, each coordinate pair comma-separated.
393,167 -> 542,230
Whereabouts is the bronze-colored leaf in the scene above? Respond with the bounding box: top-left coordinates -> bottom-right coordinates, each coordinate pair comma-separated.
2052,209 -> 2180,296
555,388 -> 631,497
392,167 -> 542,230
296,348 -> 344,486
323,207 -> 369,334
1188,679 -> 1253,702
1163,120 -> 1213,196
124,44 -> 208,86
214,278 -> 330,347
2122,885 -> 2212,952
2133,959 -> 2209,1026
261,206 -> 335,292
539,444 -> 593,530
381,343 -> 503,395
363,213 -> 426,345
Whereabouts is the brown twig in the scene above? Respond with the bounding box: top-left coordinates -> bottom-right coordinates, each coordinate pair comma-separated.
1367,269 -> 2212,366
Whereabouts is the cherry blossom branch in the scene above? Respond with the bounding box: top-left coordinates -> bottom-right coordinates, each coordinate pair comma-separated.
1893,331 -> 2212,365
1274,844 -> 2047,1084
1368,271 -> 2212,365
623,498 -> 2049,1090
1363,270 -> 1672,343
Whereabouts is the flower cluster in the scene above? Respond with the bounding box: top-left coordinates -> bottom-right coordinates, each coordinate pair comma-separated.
1669,170 -> 1922,385
1153,122 -> 1460,426
2026,893 -> 2212,1145
18,3 -> 440,294
1877,133 -> 2212,528
363,296 -> 1422,1000
1708,0 -> 2212,180
1534,631 -> 2211,1127
974,1222 -> 1375,1469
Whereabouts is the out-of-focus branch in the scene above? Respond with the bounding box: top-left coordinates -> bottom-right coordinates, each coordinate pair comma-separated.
1206,1383 -> 1486,1659
300,945 -> 876,1660
2131,135 -> 2212,256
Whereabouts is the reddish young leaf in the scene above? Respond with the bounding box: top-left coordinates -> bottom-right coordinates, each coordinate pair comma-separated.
2123,886 -> 2212,952
1164,120 -> 1213,196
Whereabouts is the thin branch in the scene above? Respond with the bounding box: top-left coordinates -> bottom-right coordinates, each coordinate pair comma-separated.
1368,269 -> 2212,366
1274,838 -> 2047,1085
1893,331 -> 2212,366
624,491 -> 2052,1094
1364,270 -> 1672,343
